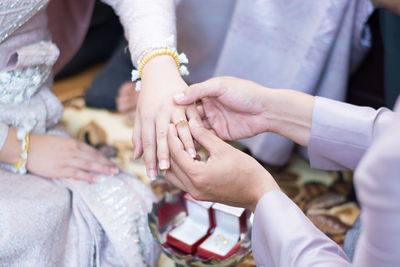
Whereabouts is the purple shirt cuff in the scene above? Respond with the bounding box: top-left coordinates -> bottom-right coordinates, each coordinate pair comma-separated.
308,97 -> 393,170
251,190 -> 350,267
352,106 -> 400,266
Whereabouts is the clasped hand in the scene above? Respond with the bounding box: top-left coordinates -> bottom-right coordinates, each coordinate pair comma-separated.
165,77 -> 281,211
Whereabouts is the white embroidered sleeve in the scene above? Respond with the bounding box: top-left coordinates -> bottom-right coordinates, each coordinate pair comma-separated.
101,0 -> 177,67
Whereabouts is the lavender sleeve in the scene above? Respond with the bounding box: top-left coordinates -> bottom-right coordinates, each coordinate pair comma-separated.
101,0 -> 177,67
308,96 -> 393,170
352,106 -> 400,266
252,100 -> 400,267
0,123 -> 8,152
252,191 -> 351,267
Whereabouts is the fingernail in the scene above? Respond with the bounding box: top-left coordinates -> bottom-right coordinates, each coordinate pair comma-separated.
148,169 -> 157,179
159,160 -> 170,170
173,92 -> 185,102
91,177 -> 98,184
188,148 -> 197,158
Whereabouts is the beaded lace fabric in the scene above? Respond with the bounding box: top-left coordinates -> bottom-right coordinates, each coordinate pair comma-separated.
0,1 -> 159,266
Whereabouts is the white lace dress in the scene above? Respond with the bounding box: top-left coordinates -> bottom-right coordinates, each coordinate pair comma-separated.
0,1 -> 159,266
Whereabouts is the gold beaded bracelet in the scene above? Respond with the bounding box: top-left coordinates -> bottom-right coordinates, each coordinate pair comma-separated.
13,132 -> 30,172
138,48 -> 180,78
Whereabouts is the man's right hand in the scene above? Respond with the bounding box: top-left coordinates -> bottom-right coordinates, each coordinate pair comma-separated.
173,76 -> 274,141
174,76 -> 314,146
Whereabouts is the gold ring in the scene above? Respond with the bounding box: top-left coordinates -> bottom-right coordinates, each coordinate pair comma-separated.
213,234 -> 228,248
174,119 -> 190,128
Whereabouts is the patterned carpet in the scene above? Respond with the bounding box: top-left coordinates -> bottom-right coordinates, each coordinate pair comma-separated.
60,96 -> 359,267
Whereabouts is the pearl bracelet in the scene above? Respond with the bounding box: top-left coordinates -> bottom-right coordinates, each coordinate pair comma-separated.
13,128 -> 30,174
138,48 -> 181,78
131,35 -> 189,91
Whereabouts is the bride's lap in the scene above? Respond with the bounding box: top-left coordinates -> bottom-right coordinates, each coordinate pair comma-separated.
0,169 -> 72,263
0,169 -> 156,234
0,167 -> 157,257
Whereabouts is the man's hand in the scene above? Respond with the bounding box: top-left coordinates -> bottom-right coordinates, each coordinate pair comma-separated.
166,118 -> 280,212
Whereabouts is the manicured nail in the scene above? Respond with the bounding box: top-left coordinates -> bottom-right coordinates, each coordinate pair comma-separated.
159,160 -> 170,170
173,93 -> 185,102
188,148 -> 197,158
148,169 -> 157,179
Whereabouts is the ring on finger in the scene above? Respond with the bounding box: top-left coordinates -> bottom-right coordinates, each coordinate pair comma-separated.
174,119 -> 190,128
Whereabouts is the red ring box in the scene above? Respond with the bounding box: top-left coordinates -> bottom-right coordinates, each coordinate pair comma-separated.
197,203 -> 247,260
166,194 -> 215,254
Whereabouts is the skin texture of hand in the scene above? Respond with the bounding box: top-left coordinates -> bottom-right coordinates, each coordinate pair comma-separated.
174,76 -> 315,147
165,118 -> 280,212
174,76 -> 271,140
0,127 -> 23,164
133,55 -> 199,179
26,135 -> 119,183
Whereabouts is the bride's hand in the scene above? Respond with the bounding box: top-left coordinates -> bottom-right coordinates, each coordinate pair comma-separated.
133,55 -> 198,179
27,135 -> 119,183
166,121 -> 280,212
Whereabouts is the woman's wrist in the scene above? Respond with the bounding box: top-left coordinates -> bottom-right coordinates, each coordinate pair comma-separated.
0,127 -> 23,164
142,55 -> 181,79
261,89 -> 314,146
131,39 -> 189,91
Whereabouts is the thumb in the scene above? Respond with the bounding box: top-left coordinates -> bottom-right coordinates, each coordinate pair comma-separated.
173,78 -> 223,105
189,118 -> 227,154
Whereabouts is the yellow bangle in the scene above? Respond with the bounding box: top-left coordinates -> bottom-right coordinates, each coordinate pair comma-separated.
13,132 -> 30,170
138,48 -> 180,78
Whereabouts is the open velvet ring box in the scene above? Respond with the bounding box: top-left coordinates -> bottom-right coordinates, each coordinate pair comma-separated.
166,194 -> 248,260
148,191 -> 252,266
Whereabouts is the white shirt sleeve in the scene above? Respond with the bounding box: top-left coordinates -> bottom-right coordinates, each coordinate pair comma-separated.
101,0 -> 177,67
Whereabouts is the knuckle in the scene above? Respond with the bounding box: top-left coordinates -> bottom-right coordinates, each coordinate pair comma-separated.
142,114 -> 154,121
142,140 -> 154,149
143,155 -> 156,166
212,77 -> 224,88
157,129 -> 168,139
221,76 -> 235,89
